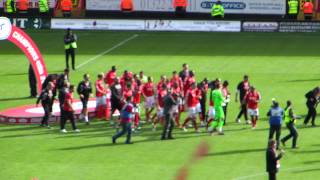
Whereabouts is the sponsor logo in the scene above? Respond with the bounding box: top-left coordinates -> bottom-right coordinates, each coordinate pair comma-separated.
243,22 -> 278,31
200,1 -> 246,10
19,118 -> 28,123
11,18 -> 43,29
0,17 -> 12,40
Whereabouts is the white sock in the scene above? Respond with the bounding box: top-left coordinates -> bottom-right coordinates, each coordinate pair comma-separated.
85,116 -> 89,122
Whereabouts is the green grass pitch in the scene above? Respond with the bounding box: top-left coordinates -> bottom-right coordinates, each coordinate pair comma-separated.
1,30 -> 320,180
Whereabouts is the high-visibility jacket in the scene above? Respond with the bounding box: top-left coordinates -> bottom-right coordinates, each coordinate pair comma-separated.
303,2 -> 313,14
6,0 -> 16,13
284,107 -> 296,124
212,4 -> 224,17
120,0 -> 133,11
39,0 -> 49,13
288,0 -> 298,14
17,0 -> 29,11
173,0 -> 187,8
61,0 -> 72,12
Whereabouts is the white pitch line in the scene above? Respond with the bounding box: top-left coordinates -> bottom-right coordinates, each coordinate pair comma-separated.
76,34 -> 139,69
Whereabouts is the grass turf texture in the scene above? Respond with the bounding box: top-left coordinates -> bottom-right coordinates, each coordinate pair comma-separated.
1,30 -> 320,180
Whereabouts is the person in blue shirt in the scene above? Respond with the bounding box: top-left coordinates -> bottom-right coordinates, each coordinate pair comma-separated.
267,100 -> 283,150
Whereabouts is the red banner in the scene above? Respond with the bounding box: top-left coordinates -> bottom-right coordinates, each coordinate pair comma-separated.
7,26 -> 48,94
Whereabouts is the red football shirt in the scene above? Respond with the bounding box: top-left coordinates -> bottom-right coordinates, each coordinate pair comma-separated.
143,82 -> 154,97
95,79 -> 105,97
157,90 -> 167,108
245,91 -> 260,109
184,77 -> 195,95
170,76 -> 183,90
123,88 -> 133,99
187,89 -> 198,108
104,70 -> 116,86
133,86 -> 141,104
63,92 -> 73,111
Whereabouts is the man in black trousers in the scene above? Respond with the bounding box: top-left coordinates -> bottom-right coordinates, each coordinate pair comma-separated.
266,139 -> 285,180
235,75 -> 250,124
161,91 -> 178,140
36,82 -> 54,128
28,64 -> 37,98
304,87 -> 320,127
64,28 -> 77,70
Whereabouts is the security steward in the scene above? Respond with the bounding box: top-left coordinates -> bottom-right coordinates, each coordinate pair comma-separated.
6,0 -> 16,16
303,0 -> 314,20
120,0 -> 133,12
39,0 -> 49,15
61,0 -> 72,17
173,0 -> 187,16
16,0 -> 29,13
281,100 -> 299,149
288,0 -> 298,19
64,28 -> 77,70
211,0 -> 224,18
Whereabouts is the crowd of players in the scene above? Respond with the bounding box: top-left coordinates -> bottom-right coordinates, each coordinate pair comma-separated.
36,63 -> 320,148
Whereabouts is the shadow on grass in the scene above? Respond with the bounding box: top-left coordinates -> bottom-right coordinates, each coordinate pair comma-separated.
292,150 -> 320,154
293,168 -> 320,173
205,148 -> 265,157
0,96 -> 31,102
284,79 -> 320,83
303,160 -> 320,165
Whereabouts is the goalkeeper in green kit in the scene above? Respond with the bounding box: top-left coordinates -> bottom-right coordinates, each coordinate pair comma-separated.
208,80 -> 225,135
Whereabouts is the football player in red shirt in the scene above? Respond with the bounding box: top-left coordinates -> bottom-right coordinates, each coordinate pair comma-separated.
153,84 -> 168,131
104,65 -> 117,86
61,85 -> 80,133
133,78 -> 142,130
244,86 -> 261,129
183,70 -> 196,97
95,73 -> 107,119
120,70 -> 133,88
170,71 -> 183,91
182,83 -> 200,133
157,75 -> 167,92
142,76 -> 155,122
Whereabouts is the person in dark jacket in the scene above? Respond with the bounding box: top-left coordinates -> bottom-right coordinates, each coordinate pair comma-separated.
42,74 -> 58,114
28,64 -> 37,98
267,100 -> 283,149
266,139 -> 285,180
304,87 -> 320,126
110,77 -> 123,124
58,81 -> 69,129
77,73 -> 93,124
161,92 -> 178,140
56,68 -> 70,91
36,82 -> 54,128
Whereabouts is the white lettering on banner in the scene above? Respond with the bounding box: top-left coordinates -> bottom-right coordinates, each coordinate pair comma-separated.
51,18 -> 241,32
86,0 -> 285,15
11,31 -> 45,82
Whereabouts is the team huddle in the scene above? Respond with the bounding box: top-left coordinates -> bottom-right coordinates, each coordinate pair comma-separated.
36,63 -> 304,149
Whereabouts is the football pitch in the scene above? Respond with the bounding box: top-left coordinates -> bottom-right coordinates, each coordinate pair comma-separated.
1,30 -> 320,180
